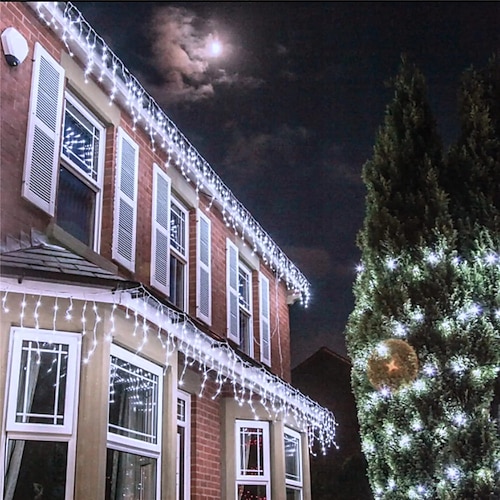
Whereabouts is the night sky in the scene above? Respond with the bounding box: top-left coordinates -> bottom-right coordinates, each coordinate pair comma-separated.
74,2 -> 499,366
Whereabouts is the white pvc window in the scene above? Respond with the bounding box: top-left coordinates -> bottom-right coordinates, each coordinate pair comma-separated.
176,390 -> 191,500
57,92 -> 105,250
4,328 -> 81,500
235,420 -> 270,500
284,428 -> 303,499
238,262 -> 253,357
170,197 -> 189,311
227,240 -> 254,357
106,345 -> 163,500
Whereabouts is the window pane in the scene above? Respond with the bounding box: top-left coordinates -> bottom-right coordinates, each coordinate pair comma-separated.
170,255 -> 185,310
16,341 -> 68,425
239,427 -> 264,476
4,440 -> 67,500
238,267 -> 250,309
62,100 -> 100,180
108,356 -> 159,444
284,433 -> 301,482
238,484 -> 267,500
106,448 -> 156,500
239,312 -> 251,355
286,487 -> 302,500
57,166 -> 95,246
177,398 -> 186,423
170,203 -> 186,255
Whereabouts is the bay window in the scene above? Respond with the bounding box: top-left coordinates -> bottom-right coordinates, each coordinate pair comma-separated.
176,390 -> 191,500
235,420 -> 270,500
284,428 -> 303,500
106,345 -> 163,499
3,328 -> 81,500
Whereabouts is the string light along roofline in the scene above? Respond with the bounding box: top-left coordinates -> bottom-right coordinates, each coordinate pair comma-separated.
30,1 -> 311,306
0,277 -> 337,452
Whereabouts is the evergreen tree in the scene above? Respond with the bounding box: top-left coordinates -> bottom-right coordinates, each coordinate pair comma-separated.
442,55 -> 500,498
346,57 -> 499,499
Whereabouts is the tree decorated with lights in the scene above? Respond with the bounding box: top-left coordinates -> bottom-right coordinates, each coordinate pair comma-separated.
346,56 -> 500,499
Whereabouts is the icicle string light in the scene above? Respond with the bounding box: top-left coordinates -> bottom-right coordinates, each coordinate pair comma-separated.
31,1 -> 310,306
0,282 -> 337,452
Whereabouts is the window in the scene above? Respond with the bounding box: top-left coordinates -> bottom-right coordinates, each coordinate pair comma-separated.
106,345 -> 163,500
235,420 -> 270,500
176,391 -> 191,500
4,328 -> 81,500
238,262 -> 253,356
170,198 -> 189,310
227,240 -> 254,357
57,92 -> 105,249
284,428 -> 303,500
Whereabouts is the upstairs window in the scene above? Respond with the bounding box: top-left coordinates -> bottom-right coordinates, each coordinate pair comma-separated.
227,240 -> 254,357
238,262 -> 253,356
56,92 -> 105,249
169,198 -> 189,310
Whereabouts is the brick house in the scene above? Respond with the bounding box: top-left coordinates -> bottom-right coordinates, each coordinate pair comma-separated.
0,2 -> 336,500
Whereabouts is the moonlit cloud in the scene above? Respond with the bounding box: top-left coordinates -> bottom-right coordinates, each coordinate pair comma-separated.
148,6 -> 263,104
221,125 -> 311,181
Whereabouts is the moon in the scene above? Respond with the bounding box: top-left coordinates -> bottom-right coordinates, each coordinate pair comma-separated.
209,39 -> 222,57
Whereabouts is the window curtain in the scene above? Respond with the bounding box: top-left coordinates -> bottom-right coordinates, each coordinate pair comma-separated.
4,348 -> 41,500
107,360 -> 156,499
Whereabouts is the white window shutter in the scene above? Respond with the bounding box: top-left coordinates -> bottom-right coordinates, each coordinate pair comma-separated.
196,211 -> 211,324
22,43 -> 65,216
259,273 -> 271,365
226,239 -> 239,343
150,164 -> 171,295
112,128 -> 139,271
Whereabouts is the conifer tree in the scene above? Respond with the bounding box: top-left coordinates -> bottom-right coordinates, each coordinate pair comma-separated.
346,57 -> 499,499
441,56 -> 500,498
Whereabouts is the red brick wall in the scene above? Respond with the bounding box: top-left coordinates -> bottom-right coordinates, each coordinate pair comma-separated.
190,377 -> 222,499
1,4 -> 292,382
0,3 -> 60,241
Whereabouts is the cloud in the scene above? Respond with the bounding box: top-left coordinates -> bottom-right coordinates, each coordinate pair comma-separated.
283,246 -> 332,279
221,124 -> 311,180
147,5 -> 263,104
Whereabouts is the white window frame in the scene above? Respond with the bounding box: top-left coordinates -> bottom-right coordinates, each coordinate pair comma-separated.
238,260 -> 254,358
107,344 -> 163,497
227,239 -> 254,357
58,91 -> 105,251
176,390 -> 191,500
284,427 -> 303,498
235,420 -> 270,499
107,344 -> 163,453
170,196 -> 189,311
3,327 -> 81,500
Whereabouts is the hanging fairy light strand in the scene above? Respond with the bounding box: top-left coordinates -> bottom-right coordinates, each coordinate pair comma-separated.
0,280 -> 336,452
31,1 -> 311,306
